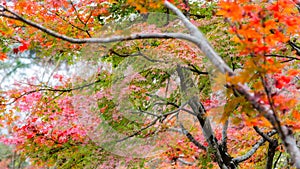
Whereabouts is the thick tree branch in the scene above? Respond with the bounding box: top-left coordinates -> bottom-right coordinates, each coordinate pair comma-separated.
235,82 -> 300,167
253,126 -> 279,169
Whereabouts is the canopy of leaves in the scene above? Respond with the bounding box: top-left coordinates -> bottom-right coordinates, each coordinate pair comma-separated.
0,0 -> 299,169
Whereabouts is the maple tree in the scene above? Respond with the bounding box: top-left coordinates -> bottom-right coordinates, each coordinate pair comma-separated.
0,0 -> 299,168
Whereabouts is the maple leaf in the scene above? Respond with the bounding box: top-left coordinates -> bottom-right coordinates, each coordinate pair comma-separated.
0,52 -> 7,61
217,1 -> 243,21
18,41 -> 29,52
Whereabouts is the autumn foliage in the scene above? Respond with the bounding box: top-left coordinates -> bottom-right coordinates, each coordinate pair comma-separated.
0,0 -> 299,169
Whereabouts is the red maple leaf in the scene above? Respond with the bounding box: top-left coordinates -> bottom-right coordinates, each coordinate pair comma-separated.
18,41 -> 29,52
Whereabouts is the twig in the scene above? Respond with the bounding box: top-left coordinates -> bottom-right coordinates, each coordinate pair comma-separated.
54,12 -> 91,37
69,0 -> 85,25
130,110 -> 160,117
2,79 -> 101,105
264,54 -> 300,61
117,117 -> 159,142
110,49 -> 168,63
188,64 -> 209,75
273,151 -> 282,169
259,73 -> 284,141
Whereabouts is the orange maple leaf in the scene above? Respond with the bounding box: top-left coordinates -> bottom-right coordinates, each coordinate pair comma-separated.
0,52 -> 7,61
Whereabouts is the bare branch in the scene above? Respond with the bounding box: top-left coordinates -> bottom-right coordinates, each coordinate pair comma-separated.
187,64 -> 209,75
117,102 -> 190,142
0,13 -> 18,20
259,73 -> 284,137
130,110 -> 160,117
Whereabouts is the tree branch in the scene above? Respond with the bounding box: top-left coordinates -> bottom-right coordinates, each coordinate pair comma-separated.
177,157 -> 194,166
110,49 -> 168,63
253,126 -> 273,143
288,41 -> 300,56
69,0 -> 86,25
187,64 -> 209,75
221,120 -> 229,152
235,82 -> 300,167
117,102 -> 190,142
179,123 -> 207,151
264,54 -> 300,61
116,117 -> 160,142
233,130 -> 277,163
273,151 -> 282,169
0,6 -> 198,44
54,12 -> 92,37
2,79 -> 101,105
